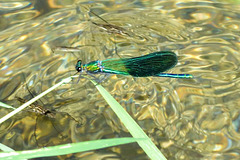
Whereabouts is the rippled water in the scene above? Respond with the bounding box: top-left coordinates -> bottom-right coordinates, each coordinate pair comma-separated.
0,0 -> 240,159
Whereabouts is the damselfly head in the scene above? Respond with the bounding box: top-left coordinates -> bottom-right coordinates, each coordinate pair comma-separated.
76,60 -> 82,72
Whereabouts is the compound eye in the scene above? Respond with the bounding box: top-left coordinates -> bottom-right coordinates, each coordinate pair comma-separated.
76,60 -> 82,72
77,67 -> 82,72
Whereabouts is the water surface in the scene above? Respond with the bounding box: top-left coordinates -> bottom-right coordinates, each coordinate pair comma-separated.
0,0 -> 240,159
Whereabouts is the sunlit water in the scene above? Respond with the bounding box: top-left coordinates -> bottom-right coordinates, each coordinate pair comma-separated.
0,0 -> 240,159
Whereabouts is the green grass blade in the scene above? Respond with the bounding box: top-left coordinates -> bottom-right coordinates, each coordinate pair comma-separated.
89,79 -> 167,160
0,138 -> 144,159
0,143 -> 15,152
0,102 -> 15,110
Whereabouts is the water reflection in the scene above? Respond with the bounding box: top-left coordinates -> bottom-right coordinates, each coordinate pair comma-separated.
0,0 -> 240,159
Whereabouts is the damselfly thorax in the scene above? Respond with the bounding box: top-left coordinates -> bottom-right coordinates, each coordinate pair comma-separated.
76,60 -> 104,73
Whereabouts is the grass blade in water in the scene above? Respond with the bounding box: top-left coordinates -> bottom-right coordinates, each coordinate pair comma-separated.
89,78 -> 167,160
0,138 -> 144,159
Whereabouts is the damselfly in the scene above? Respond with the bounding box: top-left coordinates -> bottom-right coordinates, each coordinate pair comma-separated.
75,51 -> 193,79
